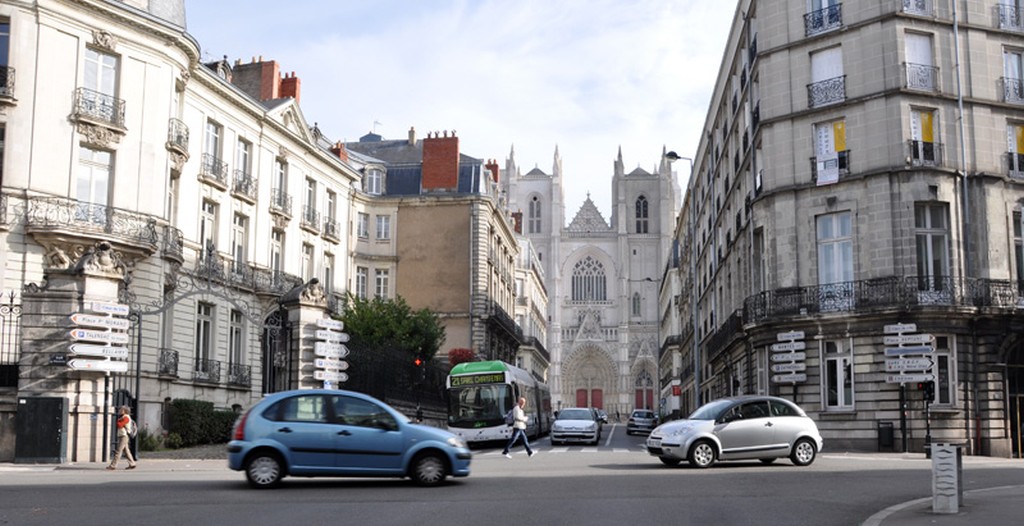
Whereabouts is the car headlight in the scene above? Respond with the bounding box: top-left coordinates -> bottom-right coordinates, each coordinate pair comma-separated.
447,437 -> 467,449
587,423 -> 597,431
667,427 -> 690,437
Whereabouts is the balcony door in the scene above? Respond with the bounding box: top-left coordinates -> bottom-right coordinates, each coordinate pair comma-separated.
816,212 -> 854,311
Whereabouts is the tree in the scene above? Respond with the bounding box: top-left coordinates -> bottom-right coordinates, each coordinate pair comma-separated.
447,348 -> 476,370
338,294 -> 446,361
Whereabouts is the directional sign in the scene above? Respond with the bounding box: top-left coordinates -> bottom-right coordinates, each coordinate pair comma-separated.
67,359 -> 129,372
314,342 -> 349,358
884,345 -> 934,356
770,341 -> 806,352
69,313 -> 131,330
884,323 -> 917,334
315,330 -> 350,343
69,329 -> 130,345
885,357 -> 934,372
777,331 -> 805,341
771,362 -> 807,373
68,344 -> 129,359
314,358 -> 349,370
314,370 -> 348,382
316,318 -> 344,331
886,373 -> 935,384
883,334 -> 934,346
772,373 -> 807,383
771,352 -> 806,362
87,301 -> 130,316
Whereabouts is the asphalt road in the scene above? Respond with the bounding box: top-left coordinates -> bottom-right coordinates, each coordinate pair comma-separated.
0,424 -> 1020,526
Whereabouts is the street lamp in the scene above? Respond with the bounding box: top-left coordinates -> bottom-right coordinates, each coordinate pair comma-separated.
665,151 -> 700,410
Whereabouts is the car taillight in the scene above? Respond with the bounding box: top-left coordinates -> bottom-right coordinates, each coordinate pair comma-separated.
232,410 -> 250,441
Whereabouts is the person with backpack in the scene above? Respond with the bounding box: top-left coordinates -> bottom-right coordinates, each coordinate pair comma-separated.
107,405 -> 137,470
501,397 -> 534,458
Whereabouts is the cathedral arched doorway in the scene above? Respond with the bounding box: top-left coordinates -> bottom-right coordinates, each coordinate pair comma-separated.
634,370 -> 655,411
563,345 -> 615,410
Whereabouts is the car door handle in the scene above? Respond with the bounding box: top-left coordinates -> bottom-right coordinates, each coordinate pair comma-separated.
337,430 -> 351,436
278,427 -> 293,433
764,422 -> 774,427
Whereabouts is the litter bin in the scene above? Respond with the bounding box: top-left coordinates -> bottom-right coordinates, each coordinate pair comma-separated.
877,421 -> 894,452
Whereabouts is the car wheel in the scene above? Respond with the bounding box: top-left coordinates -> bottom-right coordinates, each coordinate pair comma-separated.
659,456 -> 682,467
245,452 -> 284,489
759,458 -> 776,465
790,438 -> 817,466
688,440 -> 716,469
410,452 -> 448,486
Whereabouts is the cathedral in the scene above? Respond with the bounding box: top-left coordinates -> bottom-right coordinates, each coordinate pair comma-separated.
503,147 -> 679,416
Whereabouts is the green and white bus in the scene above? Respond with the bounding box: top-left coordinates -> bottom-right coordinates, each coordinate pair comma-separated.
446,361 -> 552,445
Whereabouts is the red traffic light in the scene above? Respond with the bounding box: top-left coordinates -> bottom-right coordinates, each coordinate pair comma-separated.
414,358 -> 423,367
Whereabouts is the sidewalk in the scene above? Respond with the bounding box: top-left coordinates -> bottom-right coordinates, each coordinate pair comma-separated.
865,484 -> 1024,526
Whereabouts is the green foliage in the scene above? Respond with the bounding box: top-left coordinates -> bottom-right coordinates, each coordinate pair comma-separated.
164,432 -> 184,449
167,399 -> 236,447
339,294 -> 446,361
138,426 -> 161,451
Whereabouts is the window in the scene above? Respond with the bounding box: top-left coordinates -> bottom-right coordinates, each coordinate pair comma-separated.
1004,49 -> 1024,103
355,267 -> 368,300
631,292 -> 641,317
905,33 -> 936,91
365,167 -> 383,195
231,213 -> 248,272
932,336 -> 956,406
911,108 -> 939,165
376,214 -> 391,240
0,20 -> 10,98
270,229 -> 284,276
375,269 -> 389,299
301,243 -> 314,281
236,139 -> 251,174
195,302 -> 214,367
915,202 -> 950,295
229,310 -> 244,366
635,196 -> 649,234
817,212 -> 853,311
334,396 -> 395,429
323,253 -> 334,294
272,159 -> 288,210
326,190 -> 337,221
357,212 -> 369,239
528,196 -> 542,234
822,340 -> 854,410
814,119 -> 848,185
571,256 -> 607,302
1015,211 -> 1024,293
84,47 -> 118,97
204,120 -> 222,158
1008,123 -> 1024,176
305,178 -> 316,210
76,147 -> 112,223
199,200 -> 218,256
806,0 -> 842,36
809,46 -> 844,107
1001,1 -> 1024,31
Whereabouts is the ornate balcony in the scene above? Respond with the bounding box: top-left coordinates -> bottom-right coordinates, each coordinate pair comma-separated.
810,150 -> 851,183
902,0 -> 932,16
908,140 -> 942,166
807,75 -> 846,108
162,225 -> 184,263
71,87 -> 125,129
804,3 -> 842,37
166,118 -> 188,155
191,250 -> 302,296
193,358 -> 222,384
300,206 -> 321,233
24,196 -> 159,264
232,170 -> 257,203
199,153 -> 229,190
999,4 -> 1024,32
270,188 -> 292,218
226,363 -> 251,387
0,65 -> 15,100
323,218 -> 341,243
905,63 -> 938,91
1001,77 -> 1024,104
158,348 -> 179,377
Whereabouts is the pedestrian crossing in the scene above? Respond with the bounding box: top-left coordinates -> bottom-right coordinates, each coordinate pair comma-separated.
477,445 -> 647,456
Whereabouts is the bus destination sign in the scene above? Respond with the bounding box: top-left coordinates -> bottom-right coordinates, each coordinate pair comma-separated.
450,372 -> 505,387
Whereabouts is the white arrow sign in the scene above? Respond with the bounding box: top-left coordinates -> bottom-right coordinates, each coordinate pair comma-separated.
885,358 -> 934,372
884,345 -> 934,356
87,301 -> 130,316
316,318 -> 344,331
771,341 -> 806,352
67,344 -> 129,359
883,334 -> 934,346
777,331 -> 805,341
315,330 -> 350,343
771,362 -> 807,373
69,313 -> 131,330
314,358 -> 349,370
770,352 -> 806,362
314,342 -> 349,358
772,373 -> 807,383
314,370 -> 348,382
67,359 -> 129,372
886,373 -> 935,384
884,323 -> 917,334
69,329 -> 130,344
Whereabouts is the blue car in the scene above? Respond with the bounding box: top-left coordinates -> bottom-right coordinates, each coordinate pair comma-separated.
227,389 -> 472,488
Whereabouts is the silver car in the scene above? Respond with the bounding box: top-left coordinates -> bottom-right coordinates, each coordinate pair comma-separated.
645,395 -> 823,468
551,408 -> 601,445
627,409 -> 657,435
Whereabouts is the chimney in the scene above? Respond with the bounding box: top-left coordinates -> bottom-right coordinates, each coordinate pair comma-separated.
485,159 -> 500,183
421,130 -> 460,191
408,126 -> 416,146
280,71 -> 301,104
229,57 -> 280,101
329,141 -> 348,163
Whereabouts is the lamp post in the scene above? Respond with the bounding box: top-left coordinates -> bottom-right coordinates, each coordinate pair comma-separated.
665,151 -> 700,410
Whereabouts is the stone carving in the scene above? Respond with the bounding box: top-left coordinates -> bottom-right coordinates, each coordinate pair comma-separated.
93,30 -> 118,51
567,196 -> 611,233
300,278 -> 327,305
75,241 -> 126,278
78,122 -> 121,148
169,151 -> 187,175
175,69 -> 191,92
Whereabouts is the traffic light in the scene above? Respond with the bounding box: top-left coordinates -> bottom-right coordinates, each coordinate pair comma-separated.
413,357 -> 424,367
916,380 -> 935,403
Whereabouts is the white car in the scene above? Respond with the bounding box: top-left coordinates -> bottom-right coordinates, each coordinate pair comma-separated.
646,395 -> 823,468
551,408 -> 600,445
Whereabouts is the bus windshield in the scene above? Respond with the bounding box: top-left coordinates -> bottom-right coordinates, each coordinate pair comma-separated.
448,384 -> 513,428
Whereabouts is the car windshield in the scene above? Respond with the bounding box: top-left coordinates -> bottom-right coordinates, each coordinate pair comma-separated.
688,399 -> 735,420
633,411 -> 653,418
558,409 -> 592,420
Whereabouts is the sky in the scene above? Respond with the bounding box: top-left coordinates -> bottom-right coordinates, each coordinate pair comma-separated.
184,0 -> 736,222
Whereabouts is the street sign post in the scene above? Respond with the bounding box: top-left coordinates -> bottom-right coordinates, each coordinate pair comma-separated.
314,342 -> 349,358
69,329 -> 130,345
67,359 -> 129,372
314,358 -> 349,370
884,345 -> 935,356
884,323 -> 917,334
770,351 -> 806,362
67,344 -> 129,359
316,318 -> 344,331
884,334 -> 935,346
776,331 -> 805,341
770,341 -> 806,352
86,301 -> 130,316
69,313 -> 131,331
771,362 -> 807,373
315,330 -> 350,343
314,370 -> 348,382
772,373 -> 807,383
885,357 -> 934,372
886,373 -> 935,383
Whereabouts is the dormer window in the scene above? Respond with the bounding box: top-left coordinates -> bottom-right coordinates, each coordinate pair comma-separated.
365,167 -> 383,195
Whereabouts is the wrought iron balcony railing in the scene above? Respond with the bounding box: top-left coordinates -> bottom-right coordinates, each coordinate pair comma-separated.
199,153 -> 229,189
705,310 -> 743,363
1008,151 -> 1024,179
162,225 -> 184,262
804,3 -> 842,36
194,358 -> 222,383
25,196 -> 159,250
908,140 -> 942,166
192,250 -> 302,295
323,218 -> 340,241
489,300 -> 524,343
72,87 -> 125,128
810,150 -> 851,182
166,118 -> 189,153
807,75 -> 846,107
0,194 -> 7,227
903,0 -> 932,16
232,170 -> 257,203
999,3 -> 1024,31
0,65 -> 15,98
300,206 -> 321,232
158,348 -> 179,376
1001,77 -> 1024,104
905,62 -> 938,91
270,188 -> 292,217
226,363 -> 252,387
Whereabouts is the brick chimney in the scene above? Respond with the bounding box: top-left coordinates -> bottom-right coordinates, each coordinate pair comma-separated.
485,159 -> 499,183
280,71 -> 301,104
229,56 -> 280,101
329,141 -> 348,163
422,130 -> 460,191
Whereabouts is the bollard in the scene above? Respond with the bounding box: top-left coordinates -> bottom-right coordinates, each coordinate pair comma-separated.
930,443 -> 963,514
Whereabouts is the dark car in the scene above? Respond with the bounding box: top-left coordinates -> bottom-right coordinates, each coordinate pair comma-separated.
227,389 -> 471,488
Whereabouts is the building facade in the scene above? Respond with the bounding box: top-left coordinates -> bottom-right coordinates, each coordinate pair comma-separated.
667,0 -> 1024,457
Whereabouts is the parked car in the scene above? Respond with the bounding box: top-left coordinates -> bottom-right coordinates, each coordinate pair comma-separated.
627,409 -> 657,435
551,407 -> 601,445
227,389 -> 472,488
595,408 -> 609,424
645,395 -> 823,468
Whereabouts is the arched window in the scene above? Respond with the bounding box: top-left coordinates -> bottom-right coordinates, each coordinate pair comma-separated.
635,195 -> 649,233
571,256 -> 607,301
528,196 -> 542,234
632,292 -> 641,317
